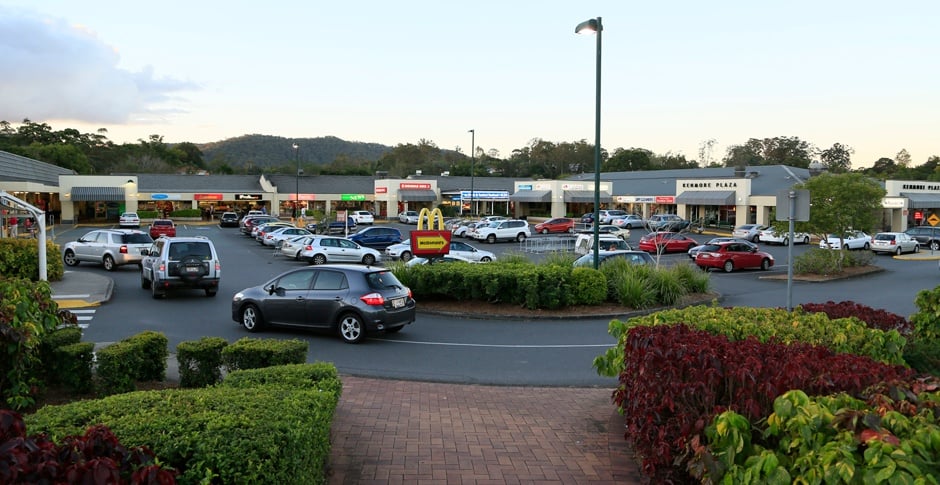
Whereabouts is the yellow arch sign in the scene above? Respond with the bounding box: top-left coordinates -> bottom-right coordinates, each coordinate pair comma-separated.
417,208 -> 446,231
411,208 -> 452,257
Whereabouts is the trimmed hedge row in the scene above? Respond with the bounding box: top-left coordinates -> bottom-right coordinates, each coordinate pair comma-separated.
24,363 -> 341,485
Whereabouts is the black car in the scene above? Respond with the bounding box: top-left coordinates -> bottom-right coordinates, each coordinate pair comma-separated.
218,212 -> 240,227
904,226 -> 940,250
231,264 -> 416,343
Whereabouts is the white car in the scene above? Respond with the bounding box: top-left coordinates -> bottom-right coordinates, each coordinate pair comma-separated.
385,239 -> 496,263
278,235 -> 315,260
599,209 -> 628,224
732,224 -> 767,243
871,232 -> 920,255
262,226 -> 313,247
351,210 -> 374,225
118,212 -> 140,228
398,211 -> 419,224
758,227 -> 811,246
299,236 -> 382,265
406,254 -> 475,266
472,219 -> 530,243
819,231 -> 872,250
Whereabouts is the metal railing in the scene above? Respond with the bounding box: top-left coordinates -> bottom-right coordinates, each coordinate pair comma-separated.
519,236 -> 577,253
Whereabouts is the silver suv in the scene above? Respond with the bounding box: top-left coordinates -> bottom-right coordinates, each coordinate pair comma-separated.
141,236 -> 221,299
472,219 -> 531,243
62,229 -> 154,271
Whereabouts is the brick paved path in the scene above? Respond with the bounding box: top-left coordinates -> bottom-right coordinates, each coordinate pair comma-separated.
328,376 -> 644,484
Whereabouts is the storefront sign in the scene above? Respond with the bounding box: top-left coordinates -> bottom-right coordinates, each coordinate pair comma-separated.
400,183 -> 431,190
235,193 -> 262,201
195,193 -> 223,201
342,194 -> 366,201
680,181 -> 739,189
517,184 -> 533,190
150,193 -> 181,200
655,196 -> 675,204
882,197 -> 906,209
561,183 -> 585,190
375,187 -> 388,194
460,190 -> 509,200
901,184 -> 940,191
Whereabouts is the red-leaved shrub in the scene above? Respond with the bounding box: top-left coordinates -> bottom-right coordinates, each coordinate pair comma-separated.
614,324 -> 915,483
800,300 -> 913,335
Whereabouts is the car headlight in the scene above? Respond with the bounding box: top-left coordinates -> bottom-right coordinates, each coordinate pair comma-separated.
233,292 -> 244,302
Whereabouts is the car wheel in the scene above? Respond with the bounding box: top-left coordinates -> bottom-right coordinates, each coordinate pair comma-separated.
151,280 -> 164,299
802,236 -> 810,244
752,235 -> 760,243
486,234 -> 496,244
914,245 -> 921,253
63,250 -> 79,266
102,254 -> 116,271
241,304 -> 263,332
401,251 -> 412,262
863,242 -> 870,250
141,273 -> 150,289
311,254 -> 327,265
931,241 -> 940,251
541,228 -> 549,234
761,258 -> 771,270
362,254 -> 376,265
843,244 -> 850,250
896,246 -> 903,255
480,256 -> 492,262
516,233 -> 527,243
567,227 -> 574,234
338,313 -> 365,344
294,250 -> 302,260
723,260 -> 734,273
782,237 -> 789,246
205,289 -> 217,297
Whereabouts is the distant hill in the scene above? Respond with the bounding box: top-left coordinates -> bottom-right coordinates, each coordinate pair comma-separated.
198,134 -> 392,169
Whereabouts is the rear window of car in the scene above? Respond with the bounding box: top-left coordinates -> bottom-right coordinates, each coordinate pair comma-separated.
122,233 -> 154,244
874,234 -> 896,241
153,220 -> 173,227
169,242 -> 213,260
366,270 -> 405,290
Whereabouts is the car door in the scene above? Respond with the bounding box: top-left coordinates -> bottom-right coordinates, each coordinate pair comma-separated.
729,243 -> 758,268
449,241 -> 474,260
304,269 -> 350,328
76,231 -> 104,262
338,238 -> 364,262
261,269 -> 316,326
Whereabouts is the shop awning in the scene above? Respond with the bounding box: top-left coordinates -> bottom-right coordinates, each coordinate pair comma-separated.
902,192 -> 940,209
563,190 -> 612,203
675,190 -> 736,206
509,190 -> 551,203
69,186 -> 126,202
397,189 -> 437,201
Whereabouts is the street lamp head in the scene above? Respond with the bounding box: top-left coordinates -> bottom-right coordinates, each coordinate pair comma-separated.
575,18 -> 602,35
292,143 -> 298,150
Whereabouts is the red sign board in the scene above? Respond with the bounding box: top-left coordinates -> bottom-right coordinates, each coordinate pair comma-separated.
410,230 -> 452,257
655,196 -> 675,204
375,187 -> 388,194
194,193 -> 223,201
400,182 -> 431,190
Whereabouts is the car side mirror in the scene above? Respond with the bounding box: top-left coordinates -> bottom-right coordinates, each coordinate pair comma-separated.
265,284 -> 277,295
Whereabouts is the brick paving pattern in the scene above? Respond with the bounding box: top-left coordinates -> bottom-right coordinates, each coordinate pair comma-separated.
328,376 -> 644,484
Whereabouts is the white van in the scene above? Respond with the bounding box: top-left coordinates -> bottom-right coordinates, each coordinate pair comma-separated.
574,233 -> 631,255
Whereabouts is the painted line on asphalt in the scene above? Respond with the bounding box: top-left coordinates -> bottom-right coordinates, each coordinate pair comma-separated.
380,339 -> 612,348
53,299 -> 99,309
53,294 -> 91,299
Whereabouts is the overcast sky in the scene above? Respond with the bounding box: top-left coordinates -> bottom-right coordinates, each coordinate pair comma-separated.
1,1 -> 937,168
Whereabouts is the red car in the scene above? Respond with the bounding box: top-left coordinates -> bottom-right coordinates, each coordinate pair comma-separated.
534,217 -> 575,234
637,232 -> 698,253
149,219 -> 176,238
694,241 -> 775,272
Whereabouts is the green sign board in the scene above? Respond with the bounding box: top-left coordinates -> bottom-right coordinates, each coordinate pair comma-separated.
341,194 -> 366,201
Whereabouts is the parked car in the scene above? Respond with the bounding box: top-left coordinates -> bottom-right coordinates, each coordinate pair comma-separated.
871,232 -> 920,255
385,239 -> 496,263
351,210 -> 375,225
451,220 -> 478,237
533,217 -> 575,234
62,229 -> 154,271
646,214 -> 688,232
580,213 -> 596,224
471,219 -> 531,243
590,225 -> 631,240
572,250 -> 654,268
406,254 -> 476,266
688,237 -> 756,259
758,227 -> 811,245
299,236 -> 382,265
904,226 -> 940,250
347,226 -> 403,249
819,230 -> 872,250
140,236 -> 221,298
695,241 -> 775,272
148,219 -> 177,239
611,214 -> 646,229
240,215 -> 280,235
326,216 -> 357,234
118,212 -> 140,228
732,224 -> 768,243
219,212 -> 240,227
278,235 -> 316,260
574,233 -> 632,255
231,264 -> 415,343
253,222 -> 294,242
263,226 -> 313,247
398,211 -> 420,224
638,232 -> 698,253
599,209 -> 628,224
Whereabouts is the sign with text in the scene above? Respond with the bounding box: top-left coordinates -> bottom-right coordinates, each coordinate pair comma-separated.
342,194 -> 366,201
410,208 -> 451,257
400,182 -> 431,190
194,193 -> 223,201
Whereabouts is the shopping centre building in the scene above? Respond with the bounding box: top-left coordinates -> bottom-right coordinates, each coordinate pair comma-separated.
0,149 -> 929,232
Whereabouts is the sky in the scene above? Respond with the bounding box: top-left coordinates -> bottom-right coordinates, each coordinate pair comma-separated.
1,1 -> 937,168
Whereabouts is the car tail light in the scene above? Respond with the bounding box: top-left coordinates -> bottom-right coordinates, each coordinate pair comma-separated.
360,292 -> 385,306
119,245 -> 128,254
158,263 -> 166,272
214,261 -> 221,271
304,245 -> 313,251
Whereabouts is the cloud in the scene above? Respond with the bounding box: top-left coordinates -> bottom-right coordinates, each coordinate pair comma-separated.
0,7 -> 198,124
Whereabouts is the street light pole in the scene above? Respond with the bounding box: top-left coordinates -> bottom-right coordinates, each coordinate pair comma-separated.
468,129 -> 475,217
576,16 -> 603,269
293,143 -> 300,221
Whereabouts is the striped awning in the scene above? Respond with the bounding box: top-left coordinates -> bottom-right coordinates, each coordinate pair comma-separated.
398,189 -> 438,201
675,190 -> 736,206
509,190 -> 551,203
564,190 -> 612,203
69,186 -> 126,201
902,192 -> 940,209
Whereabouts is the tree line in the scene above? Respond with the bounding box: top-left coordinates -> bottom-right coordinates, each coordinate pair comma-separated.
1,119 -> 937,181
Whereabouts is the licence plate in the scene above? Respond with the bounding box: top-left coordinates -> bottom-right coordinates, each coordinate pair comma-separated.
391,297 -> 405,308
185,266 -> 200,273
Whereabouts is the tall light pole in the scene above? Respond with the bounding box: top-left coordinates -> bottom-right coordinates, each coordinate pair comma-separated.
575,16 -> 602,269
293,143 -> 300,220
468,129 -> 475,217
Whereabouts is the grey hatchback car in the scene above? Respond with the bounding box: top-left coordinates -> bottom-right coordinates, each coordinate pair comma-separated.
231,264 -> 416,343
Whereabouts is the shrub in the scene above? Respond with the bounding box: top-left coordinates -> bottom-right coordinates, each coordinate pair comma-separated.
221,337 -> 308,372
0,239 -> 65,282
566,268 -> 607,306
793,248 -> 872,274
176,337 -> 228,388
800,300 -> 913,335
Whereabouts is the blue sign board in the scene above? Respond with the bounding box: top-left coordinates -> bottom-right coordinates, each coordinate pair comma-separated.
460,190 -> 509,201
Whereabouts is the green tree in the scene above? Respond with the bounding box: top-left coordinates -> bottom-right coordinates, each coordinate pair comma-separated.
724,136 -> 815,168
819,143 -> 854,172
896,148 -> 912,168
606,148 -> 652,171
